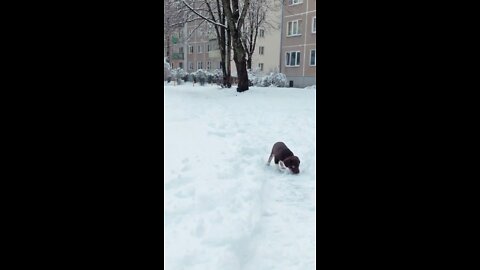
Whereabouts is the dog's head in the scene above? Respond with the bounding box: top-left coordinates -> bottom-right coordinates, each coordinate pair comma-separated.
284,156 -> 300,174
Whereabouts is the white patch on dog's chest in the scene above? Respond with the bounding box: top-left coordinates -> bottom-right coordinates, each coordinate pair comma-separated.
278,160 -> 290,173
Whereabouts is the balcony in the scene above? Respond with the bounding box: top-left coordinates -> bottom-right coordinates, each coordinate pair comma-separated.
172,53 -> 184,60
208,50 -> 221,59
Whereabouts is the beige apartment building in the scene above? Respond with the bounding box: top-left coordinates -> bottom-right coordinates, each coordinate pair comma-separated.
164,0 -> 316,87
166,20 -> 237,76
280,0 -> 316,87
251,0 -> 282,75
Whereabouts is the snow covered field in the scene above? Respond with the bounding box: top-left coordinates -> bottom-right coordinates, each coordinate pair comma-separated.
164,82 -> 316,270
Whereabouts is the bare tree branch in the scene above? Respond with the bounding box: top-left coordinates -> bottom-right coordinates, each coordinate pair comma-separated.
182,0 -> 227,29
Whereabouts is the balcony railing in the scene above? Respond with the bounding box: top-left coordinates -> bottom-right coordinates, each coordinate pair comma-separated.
172,53 -> 184,60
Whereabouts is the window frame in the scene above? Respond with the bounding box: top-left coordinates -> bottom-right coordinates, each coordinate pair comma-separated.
188,46 -> 194,54
312,17 -> 316,33
287,20 -> 302,37
197,61 -> 203,70
259,46 -> 264,55
309,49 -> 316,66
259,29 -> 265,37
258,63 -> 264,71
288,0 -> 303,5
285,51 -> 301,67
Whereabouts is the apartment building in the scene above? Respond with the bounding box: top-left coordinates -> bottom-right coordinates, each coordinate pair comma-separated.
253,0 -> 282,75
280,0 -> 316,87
164,0 -> 316,87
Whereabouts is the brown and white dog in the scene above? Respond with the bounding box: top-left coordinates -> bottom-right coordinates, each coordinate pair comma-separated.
267,142 -> 300,174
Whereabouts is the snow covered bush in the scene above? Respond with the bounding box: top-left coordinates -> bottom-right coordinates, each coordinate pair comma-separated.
269,72 -> 288,87
182,73 -> 189,82
248,68 -> 262,86
170,68 -> 187,84
212,69 -> 223,84
194,69 -> 207,86
258,71 -> 288,87
164,57 -> 171,81
188,73 -> 195,83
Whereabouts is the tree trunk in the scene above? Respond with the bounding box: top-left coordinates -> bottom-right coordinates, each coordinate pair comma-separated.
232,35 -> 249,92
166,35 -> 170,62
231,30 -> 249,92
221,0 -> 250,92
226,27 -> 232,88
235,57 -> 249,92
219,29 -> 228,87
247,54 -> 252,70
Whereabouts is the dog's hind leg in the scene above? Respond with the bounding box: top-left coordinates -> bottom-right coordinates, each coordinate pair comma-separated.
267,154 -> 274,165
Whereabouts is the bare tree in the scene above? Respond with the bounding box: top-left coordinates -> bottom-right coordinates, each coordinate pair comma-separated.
241,0 -> 279,70
180,0 -> 232,88
182,0 -> 251,92
164,0 -> 189,63
221,0 -> 251,92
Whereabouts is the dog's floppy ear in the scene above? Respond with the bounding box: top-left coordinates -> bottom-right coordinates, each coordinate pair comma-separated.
292,156 -> 300,165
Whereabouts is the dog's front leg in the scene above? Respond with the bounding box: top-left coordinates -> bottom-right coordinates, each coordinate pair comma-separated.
278,160 -> 288,172
267,154 -> 274,166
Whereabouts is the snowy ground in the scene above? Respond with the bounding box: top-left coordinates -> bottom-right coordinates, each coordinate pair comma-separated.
164,82 -> 316,270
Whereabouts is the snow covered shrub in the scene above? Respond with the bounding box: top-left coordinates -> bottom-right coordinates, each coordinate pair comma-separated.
188,73 -> 195,83
207,74 -> 214,84
260,76 -> 271,87
248,68 -> 262,86
259,71 -> 288,87
182,73 -> 189,82
212,69 -> 223,84
194,69 -> 207,86
269,72 -> 288,87
170,68 -> 187,84
164,57 -> 171,81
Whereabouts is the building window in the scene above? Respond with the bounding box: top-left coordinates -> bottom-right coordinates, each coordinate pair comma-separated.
259,46 -> 264,55
198,45 -> 203,53
207,61 -> 211,70
312,17 -> 316,33
179,62 -> 183,69
259,29 -> 265,37
189,46 -> 194,54
285,51 -> 301,67
189,62 -> 194,70
258,63 -> 264,71
207,44 -> 211,51
310,49 -> 316,66
197,61 -> 203,70
179,47 -> 184,53
287,20 -> 301,36
288,0 -> 303,5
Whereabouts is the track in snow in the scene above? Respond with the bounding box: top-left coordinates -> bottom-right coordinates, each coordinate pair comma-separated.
164,83 -> 315,270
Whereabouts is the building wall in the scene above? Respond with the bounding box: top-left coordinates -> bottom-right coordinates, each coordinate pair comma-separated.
280,0 -> 316,88
163,0 -> 316,87
253,0 -> 282,75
